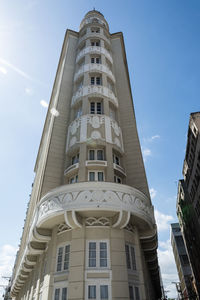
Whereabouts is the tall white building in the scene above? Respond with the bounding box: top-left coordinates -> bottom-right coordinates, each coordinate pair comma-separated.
10,10 -> 161,300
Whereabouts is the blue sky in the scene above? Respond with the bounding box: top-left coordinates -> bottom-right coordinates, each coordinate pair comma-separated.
0,0 -> 200,298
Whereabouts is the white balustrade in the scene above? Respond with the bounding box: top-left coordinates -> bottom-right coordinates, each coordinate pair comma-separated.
78,32 -> 110,47
76,46 -> 113,64
71,85 -> 118,107
74,63 -> 115,83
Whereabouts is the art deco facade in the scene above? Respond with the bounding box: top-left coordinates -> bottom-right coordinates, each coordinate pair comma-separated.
177,112 -> 200,298
10,10 -> 161,300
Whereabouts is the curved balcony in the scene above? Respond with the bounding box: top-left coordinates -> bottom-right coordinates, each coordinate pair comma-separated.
66,114 -> 124,153
85,160 -> 107,169
11,181 -> 156,297
64,163 -> 79,177
71,85 -> 118,107
80,16 -> 109,31
113,163 -> 126,176
78,32 -> 110,47
76,46 -> 113,64
74,63 -> 115,83
37,182 -> 155,230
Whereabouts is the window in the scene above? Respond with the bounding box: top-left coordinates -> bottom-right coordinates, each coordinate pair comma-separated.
91,27 -> 100,33
74,106 -> 82,119
180,254 -> 189,265
175,236 -> 184,247
90,102 -> 103,114
114,176 -> 122,184
100,285 -> 108,299
91,57 -> 101,64
113,154 -> 120,165
91,76 -> 102,85
129,286 -> 134,300
56,245 -> 70,272
125,244 -> 136,270
88,149 -> 104,160
87,241 -> 108,268
69,175 -> 78,184
71,153 -> 79,165
129,286 -> 140,300
88,285 -> 96,299
54,287 -> 67,300
88,171 -> 104,182
91,40 -> 100,47
109,107 -> 116,120
87,284 -> 109,300
135,287 -> 140,300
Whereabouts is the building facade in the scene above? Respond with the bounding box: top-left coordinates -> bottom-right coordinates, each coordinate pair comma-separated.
170,223 -> 193,299
177,112 -> 200,298
10,10 -> 161,300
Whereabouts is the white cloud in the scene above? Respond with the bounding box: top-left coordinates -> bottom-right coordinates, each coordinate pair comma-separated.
142,148 -> 151,162
155,209 -> 174,232
25,87 -> 33,95
50,108 -> 59,117
151,134 -> 160,140
0,244 -> 17,298
143,135 -> 160,143
0,66 -> 7,74
158,239 -> 179,298
40,99 -> 48,108
150,188 -> 157,199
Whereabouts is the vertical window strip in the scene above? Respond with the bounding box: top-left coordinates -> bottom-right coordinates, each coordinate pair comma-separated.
88,285 -> 96,299
98,172 -> 104,182
54,288 -> 60,300
62,288 -> 67,300
131,246 -> 136,270
89,172 -> 95,181
100,242 -> 107,267
100,285 -> 108,299
89,242 -> 96,267
57,247 -> 63,271
125,244 -> 131,269
135,287 -> 140,300
64,245 -> 70,270
129,286 -> 134,300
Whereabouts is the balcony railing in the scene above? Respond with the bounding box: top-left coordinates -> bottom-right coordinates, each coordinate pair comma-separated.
71,85 -> 118,107
74,63 -> 115,83
76,46 -> 113,64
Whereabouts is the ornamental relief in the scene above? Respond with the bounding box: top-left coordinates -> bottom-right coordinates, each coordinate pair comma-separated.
37,189 -> 154,226
66,115 -> 124,153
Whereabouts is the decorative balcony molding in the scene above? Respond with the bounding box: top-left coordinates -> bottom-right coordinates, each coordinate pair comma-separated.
64,163 -> 79,176
74,63 -> 115,83
66,115 -> 124,153
113,163 -> 126,176
37,182 -> 155,229
78,32 -> 110,47
11,181 -> 155,296
71,85 -> 118,107
85,160 -> 107,168
76,46 -> 113,64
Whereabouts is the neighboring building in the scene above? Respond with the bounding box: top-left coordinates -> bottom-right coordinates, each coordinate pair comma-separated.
170,223 -> 193,299
10,10 -> 161,300
177,112 -> 200,298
